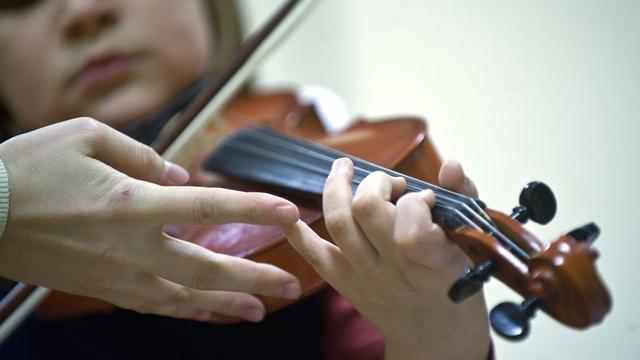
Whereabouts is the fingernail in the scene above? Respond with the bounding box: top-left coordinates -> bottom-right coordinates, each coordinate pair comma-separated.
243,306 -> 264,322
165,161 -> 190,185
281,281 -> 301,299
331,158 -> 351,174
275,204 -> 300,224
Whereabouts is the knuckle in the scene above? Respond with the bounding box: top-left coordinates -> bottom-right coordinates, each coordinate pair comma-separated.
134,143 -> 161,175
244,268 -> 267,293
134,303 -> 153,315
302,248 -> 323,270
94,272 -> 118,293
102,180 -> 142,220
351,192 -> 378,217
76,277 -> 98,295
191,265 -> 220,289
72,116 -> 103,132
396,192 -> 423,210
324,209 -> 353,236
364,171 -> 390,187
97,245 -> 122,265
162,287 -> 190,306
72,117 -> 106,142
369,171 -> 388,181
395,228 -> 423,255
242,196 -> 265,221
191,195 -> 219,222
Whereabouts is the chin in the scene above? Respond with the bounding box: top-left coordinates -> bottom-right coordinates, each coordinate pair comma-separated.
87,88 -> 173,130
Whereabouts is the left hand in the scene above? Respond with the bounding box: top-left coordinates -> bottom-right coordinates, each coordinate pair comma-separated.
283,158 -> 491,360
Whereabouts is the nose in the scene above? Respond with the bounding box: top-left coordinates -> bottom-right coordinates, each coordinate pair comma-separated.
60,0 -> 120,42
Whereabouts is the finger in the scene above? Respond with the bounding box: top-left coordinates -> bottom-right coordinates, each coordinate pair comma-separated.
81,118 -> 189,185
136,186 -> 300,226
136,235 -> 301,300
322,158 -> 377,263
181,309 -> 244,324
282,220 -> 352,296
351,171 -> 405,259
113,299 -> 244,324
125,273 -> 267,322
394,190 -> 462,269
438,160 -> 478,197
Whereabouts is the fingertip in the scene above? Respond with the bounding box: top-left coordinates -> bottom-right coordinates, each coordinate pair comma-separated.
281,281 -> 302,299
330,157 -> 353,175
419,189 -> 437,207
191,309 -> 213,322
243,305 -> 265,322
274,203 -> 300,225
438,160 -> 478,197
391,176 -> 407,199
164,161 -> 190,185
443,159 -> 462,169
281,219 -> 303,235
439,159 -> 464,188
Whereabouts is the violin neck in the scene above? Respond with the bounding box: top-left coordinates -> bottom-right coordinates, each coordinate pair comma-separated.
203,125 -> 530,261
204,125 -> 437,197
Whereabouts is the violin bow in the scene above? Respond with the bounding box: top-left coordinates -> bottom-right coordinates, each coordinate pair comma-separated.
0,0 -> 316,343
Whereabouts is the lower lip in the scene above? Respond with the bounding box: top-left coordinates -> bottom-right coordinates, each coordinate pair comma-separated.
75,56 -> 135,91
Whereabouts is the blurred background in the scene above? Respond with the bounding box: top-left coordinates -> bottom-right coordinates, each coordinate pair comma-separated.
239,0 -> 639,358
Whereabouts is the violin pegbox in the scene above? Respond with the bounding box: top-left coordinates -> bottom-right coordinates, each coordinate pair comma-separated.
448,181 -> 556,304
445,182 -> 611,341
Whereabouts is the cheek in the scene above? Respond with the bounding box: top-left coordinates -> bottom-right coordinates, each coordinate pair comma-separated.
0,24 -> 64,129
137,1 -> 212,86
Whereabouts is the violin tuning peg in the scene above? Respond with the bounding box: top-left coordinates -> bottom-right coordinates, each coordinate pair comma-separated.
511,181 -> 557,225
448,260 -> 494,303
490,297 -> 541,341
567,222 -> 600,245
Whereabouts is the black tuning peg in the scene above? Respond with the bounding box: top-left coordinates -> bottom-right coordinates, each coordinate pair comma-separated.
448,260 -> 494,303
511,181 -> 557,225
490,297 -> 541,341
567,222 -> 600,245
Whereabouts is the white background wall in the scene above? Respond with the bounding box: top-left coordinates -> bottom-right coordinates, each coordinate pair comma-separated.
239,1 -> 640,358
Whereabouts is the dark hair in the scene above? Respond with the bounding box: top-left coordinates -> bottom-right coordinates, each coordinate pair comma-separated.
203,0 -> 244,74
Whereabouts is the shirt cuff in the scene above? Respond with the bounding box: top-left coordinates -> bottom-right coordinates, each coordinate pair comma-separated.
0,158 -> 10,237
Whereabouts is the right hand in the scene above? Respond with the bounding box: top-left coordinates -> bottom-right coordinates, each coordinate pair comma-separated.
0,118 -> 301,323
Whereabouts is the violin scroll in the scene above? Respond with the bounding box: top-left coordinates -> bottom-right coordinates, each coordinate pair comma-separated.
445,182 -> 611,340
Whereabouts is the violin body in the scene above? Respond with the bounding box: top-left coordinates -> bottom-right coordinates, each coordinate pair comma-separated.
35,90 -> 444,319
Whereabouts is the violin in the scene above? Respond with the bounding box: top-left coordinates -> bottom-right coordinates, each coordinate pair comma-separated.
0,0 -> 610,342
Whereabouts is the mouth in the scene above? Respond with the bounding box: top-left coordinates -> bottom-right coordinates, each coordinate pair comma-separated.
71,52 -> 137,93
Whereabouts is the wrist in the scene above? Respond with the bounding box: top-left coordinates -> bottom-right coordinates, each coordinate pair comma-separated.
382,293 -> 491,360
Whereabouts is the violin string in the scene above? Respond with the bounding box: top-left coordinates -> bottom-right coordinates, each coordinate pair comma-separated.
241,127 -> 468,197
239,126 -> 498,227
215,126 -> 529,260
